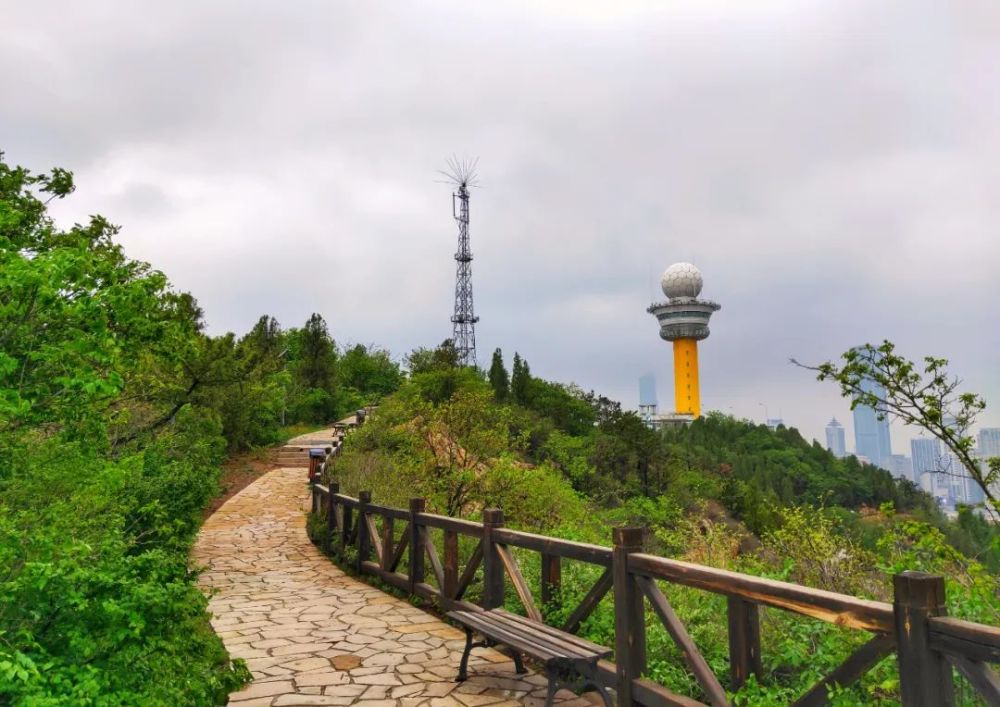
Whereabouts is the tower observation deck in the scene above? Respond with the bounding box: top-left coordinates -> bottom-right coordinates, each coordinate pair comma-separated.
647,262 -> 720,418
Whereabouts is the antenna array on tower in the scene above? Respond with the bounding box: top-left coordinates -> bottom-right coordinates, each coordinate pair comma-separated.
440,156 -> 480,367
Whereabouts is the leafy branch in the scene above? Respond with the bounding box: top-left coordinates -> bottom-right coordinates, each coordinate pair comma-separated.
793,340 -> 998,520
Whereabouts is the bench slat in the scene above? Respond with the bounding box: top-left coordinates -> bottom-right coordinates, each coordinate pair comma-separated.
493,610 -> 611,657
449,610 -> 610,663
451,611 -> 562,661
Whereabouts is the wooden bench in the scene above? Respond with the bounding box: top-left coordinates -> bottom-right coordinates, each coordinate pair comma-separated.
447,609 -> 613,706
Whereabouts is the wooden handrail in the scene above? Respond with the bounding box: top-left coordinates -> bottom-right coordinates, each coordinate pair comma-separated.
492,527 -> 612,566
928,616 -> 1000,663
416,512 -> 484,536
629,553 -> 894,633
307,485 -> 1000,706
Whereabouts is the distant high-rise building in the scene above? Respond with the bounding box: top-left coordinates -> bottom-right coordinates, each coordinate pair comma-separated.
888,454 -> 913,482
825,418 -> 847,457
639,373 -> 657,407
911,438 -> 946,496
979,428 -> 1000,458
766,418 -> 784,431
853,377 -> 892,468
638,373 -> 658,426
977,428 -> 1000,502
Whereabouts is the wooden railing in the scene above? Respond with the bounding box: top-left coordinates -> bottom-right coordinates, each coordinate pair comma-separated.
308,485 -> 1000,706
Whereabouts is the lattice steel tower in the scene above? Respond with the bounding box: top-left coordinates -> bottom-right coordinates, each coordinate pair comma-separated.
442,157 -> 480,366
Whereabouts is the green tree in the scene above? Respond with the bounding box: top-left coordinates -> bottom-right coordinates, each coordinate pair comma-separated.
0,154 -> 249,702
487,348 -> 510,402
511,352 -> 531,405
406,339 -> 459,375
798,340 -> 999,519
338,344 -> 403,396
0,157 -> 201,456
295,313 -> 336,389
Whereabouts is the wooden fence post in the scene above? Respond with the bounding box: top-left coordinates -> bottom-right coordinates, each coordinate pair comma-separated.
381,515 -> 394,573
613,527 -> 646,706
482,508 -> 505,610
341,493 -> 352,562
727,597 -> 762,690
357,491 -> 371,573
409,498 -> 426,595
894,571 -> 955,706
326,482 -> 339,554
541,553 -> 561,611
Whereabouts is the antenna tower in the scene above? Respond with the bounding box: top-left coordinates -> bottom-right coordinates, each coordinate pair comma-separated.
440,157 -> 480,366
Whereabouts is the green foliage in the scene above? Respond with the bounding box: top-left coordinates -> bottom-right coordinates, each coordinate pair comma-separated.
804,340 -> 998,518
510,352 -> 530,405
0,155 -> 252,704
487,348 -> 510,402
323,344 -> 999,706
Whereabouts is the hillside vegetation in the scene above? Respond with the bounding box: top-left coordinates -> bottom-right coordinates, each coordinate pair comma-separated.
329,344 -> 1000,704
0,157 -> 402,704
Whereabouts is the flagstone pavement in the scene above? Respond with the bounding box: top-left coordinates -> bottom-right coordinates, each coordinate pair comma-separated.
194,446 -> 594,706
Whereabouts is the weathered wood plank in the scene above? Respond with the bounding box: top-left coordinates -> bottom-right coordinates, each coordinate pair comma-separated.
365,502 -> 409,520
494,609 -> 612,656
356,491 -> 371,573
409,499 -> 425,595
630,553 -> 893,633
792,633 -> 895,707
325,482 -> 338,554
448,610 -> 560,661
727,597 -> 762,690
495,543 -> 542,622
454,540 -> 483,601
929,616 -> 1000,663
594,661 -> 709,707
388,523 -> 409,573
563,568 -> 613,634
482,509 -> 505,610
613,527 -> 646,707
450,610 -> 612,678
493,527 -> 612,566
893,571 -> 955,707
443,530 -> 459,599
636,576 -> 728,707
340,503 -> 353,561
947,655 -> 1000,704
541,553 -> 561,609
366,514 -> 382,565
416,512 -> 484,536
380,516 -> 394,572
424,531 -> 446,590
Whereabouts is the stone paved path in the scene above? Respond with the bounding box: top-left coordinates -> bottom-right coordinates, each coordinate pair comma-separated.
194,435 -> 592,706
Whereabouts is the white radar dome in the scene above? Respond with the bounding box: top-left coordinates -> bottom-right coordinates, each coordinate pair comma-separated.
661,262 -> 703,299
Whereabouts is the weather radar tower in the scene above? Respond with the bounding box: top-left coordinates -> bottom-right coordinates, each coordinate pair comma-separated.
441,157 -> 480,366
647,262 -> 721,419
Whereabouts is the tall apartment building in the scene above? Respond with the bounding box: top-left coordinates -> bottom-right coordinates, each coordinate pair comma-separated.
825,418 -> 846,458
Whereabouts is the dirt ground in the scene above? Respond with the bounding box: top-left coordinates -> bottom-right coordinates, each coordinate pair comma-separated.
204,450 -> 278,519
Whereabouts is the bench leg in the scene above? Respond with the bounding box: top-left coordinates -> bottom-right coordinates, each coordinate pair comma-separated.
511,651 -> 527,675
457,627 -> 474,682
582,680 -> 613,707
545,667 -> 558,707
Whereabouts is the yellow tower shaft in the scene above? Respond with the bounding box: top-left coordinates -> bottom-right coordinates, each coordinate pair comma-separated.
672,338 -> 700,417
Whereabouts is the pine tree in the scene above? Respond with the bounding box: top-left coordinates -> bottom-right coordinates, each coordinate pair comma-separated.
487,348 -> 510,402
297,313 -> 336,390
511,352 -> 531,405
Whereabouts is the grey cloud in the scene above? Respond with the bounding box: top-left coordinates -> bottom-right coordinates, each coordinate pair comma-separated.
2,0 -> 998,448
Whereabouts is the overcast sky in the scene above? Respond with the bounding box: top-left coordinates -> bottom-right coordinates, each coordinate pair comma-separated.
4,0 -> 999,451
